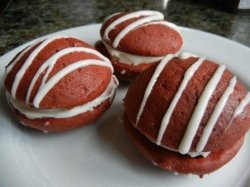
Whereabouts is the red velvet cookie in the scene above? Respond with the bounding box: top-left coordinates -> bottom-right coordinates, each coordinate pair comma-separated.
4,35 -> 118,132
123,53 -> 250,176
96,10 -> 183,81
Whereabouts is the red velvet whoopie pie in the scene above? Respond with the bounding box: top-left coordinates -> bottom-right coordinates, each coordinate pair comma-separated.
123,53 -> 250,177
96,10 -> 183,82
4,35 -> 118,132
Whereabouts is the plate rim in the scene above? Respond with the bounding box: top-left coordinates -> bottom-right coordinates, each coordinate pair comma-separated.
0,23 -> 250,187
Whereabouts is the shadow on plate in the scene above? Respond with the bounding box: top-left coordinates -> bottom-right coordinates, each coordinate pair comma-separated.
96,103 -> 171,176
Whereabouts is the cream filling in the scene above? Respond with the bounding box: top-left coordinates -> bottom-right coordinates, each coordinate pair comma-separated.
7,76 -> 118,119
177,51 -> 198,59
145,134 -> 210,158
103,42 -> 194,66
103,42 -> 165,66
160,142 -> 210,158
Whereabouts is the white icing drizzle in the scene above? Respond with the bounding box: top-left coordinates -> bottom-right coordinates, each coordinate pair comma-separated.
135,54 -> 175,126
104,11 -> 162,42
133,54 -> 243,157
136,20 -> 181,34
33,59 -> 112,108
125,46 -> 248,156
104,12 -> 122,22
156,57 -> 205,145
5,35 -> 114,110
146,134 -> 210,158
162,144 -> 210,158
230,92 -> 250,123
26,47 -> 112,105
103,10 -> 179,48
177,51 -> 198,59
10,35 -> 69,99
196,76 -> 237,152
4,41 -> 40,80
178,64 -> 226,154
112,13 -> 163,48
8,76 -> 118,119
103,42 -> 164,65
188,151 -> 210,158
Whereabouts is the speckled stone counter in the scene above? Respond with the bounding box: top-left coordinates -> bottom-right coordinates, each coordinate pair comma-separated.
0,0 -> 250,56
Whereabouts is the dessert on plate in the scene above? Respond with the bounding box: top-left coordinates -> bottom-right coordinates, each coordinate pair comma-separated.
96,10 -> 183,81
123,53 -> 250,176
4,35 -> 118,132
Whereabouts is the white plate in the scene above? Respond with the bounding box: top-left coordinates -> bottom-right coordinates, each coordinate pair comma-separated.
0,24 -> 250,187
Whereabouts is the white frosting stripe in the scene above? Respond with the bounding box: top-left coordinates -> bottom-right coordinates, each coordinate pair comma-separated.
103,10 -> 181,66
104,12 -> 122,22
26,47 -> 112,104
156,57 -> 205,145
5,35 -> 117,122
104,10 -> 162,41
230,92 -> 250,123
4,42 -> 39,79
103,10 -> 180,49
161,143 -> 210,158
8,76 -> 118,119
33,59 -> 113,108
136,20 -> 180,34
178,52 -> 198,59
178,64 -> 226,154
196,76 -> 237,152
11,35 -> 69,99
113,14 -> 163,48
188,151 -> 210,158
135,54 -> 175,126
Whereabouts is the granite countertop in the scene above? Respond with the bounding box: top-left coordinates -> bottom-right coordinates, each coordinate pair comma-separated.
0,0 -> 250,56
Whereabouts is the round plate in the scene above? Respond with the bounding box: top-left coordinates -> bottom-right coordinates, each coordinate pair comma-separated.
0,24 -> 250,187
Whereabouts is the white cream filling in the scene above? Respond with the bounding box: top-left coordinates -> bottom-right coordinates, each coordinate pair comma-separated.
145,134 -> 210,158
161,143 -> 210,158
177,51 -> 198,59
103,42 -> 165,66
7,76 -> 118,119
